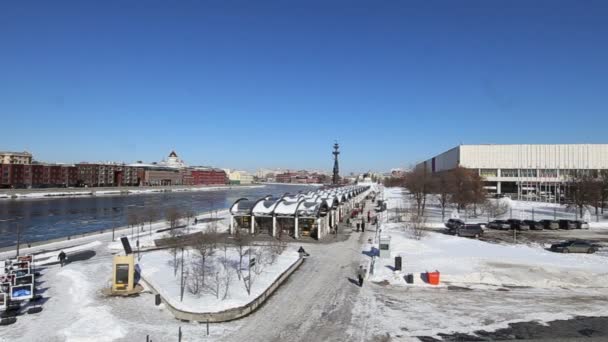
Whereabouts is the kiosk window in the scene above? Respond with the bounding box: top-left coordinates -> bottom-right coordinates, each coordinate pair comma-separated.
116,264 -> 129,284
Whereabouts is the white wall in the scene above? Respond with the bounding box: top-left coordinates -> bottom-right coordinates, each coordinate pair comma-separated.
459,144 -> 608,170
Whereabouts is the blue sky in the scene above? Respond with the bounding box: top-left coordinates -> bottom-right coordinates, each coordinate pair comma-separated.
1,1 -> 607,173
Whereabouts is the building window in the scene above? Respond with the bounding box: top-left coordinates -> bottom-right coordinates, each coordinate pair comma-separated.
539,169 -> 557,178
479,169 -> 497,177
520,169 -> 537,178
500,169 -> 518,177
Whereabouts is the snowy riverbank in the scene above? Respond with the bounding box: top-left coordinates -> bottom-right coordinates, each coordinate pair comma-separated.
0,184 -> 265,200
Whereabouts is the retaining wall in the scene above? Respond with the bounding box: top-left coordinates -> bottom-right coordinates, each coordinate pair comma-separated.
142,256 -> 304,322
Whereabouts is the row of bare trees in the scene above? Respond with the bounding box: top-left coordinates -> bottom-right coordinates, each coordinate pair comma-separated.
568,172 -> 608,219
183,228 -> 287,300
388,167 -> 487,220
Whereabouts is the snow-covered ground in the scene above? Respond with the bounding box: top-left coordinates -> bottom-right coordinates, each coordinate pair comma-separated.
370,223 -> 608,289
0,205 -> 301,341
349,187 -> 608,340
142,245 -> 300,313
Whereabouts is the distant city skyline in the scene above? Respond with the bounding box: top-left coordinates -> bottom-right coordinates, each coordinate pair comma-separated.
1,1 -> 607,173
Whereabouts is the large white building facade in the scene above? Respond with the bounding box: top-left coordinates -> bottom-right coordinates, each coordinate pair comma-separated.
417,144 -> 608,201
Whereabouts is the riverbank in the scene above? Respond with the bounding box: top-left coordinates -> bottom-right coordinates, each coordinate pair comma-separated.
0,184 -> 265,200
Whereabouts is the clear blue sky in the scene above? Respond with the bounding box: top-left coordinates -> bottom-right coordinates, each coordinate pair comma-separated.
1,1 -> 607,173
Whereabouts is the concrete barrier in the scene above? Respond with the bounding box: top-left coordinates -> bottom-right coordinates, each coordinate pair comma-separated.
142,256 -> 305,322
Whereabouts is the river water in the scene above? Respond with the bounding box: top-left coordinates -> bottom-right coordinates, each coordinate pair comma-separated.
0,184 -> 314,248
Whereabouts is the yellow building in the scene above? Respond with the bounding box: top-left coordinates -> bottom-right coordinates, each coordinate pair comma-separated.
224,169 -> 254,185
0,151 -> 32,164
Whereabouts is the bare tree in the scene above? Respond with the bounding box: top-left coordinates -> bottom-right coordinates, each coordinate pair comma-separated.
482,199 -> 510,220
268,237 -> 287,264
568,175 -> 598,218
403,167 -> 433,217
205,256 -> 236,300
145,206 -> 159,236
187,259 -> 203,296
448,167 -> 486,214
252,245 -> 269,275
600,170 -> 608,215
192,230 -> 220,288
233,229 -> 251,280
185,208 -> 196,230
165,207 -> 183,230
165,207 -> 184,276
407,208 -> 427,241
127,210 -> 140,239
431,172 -> 453,221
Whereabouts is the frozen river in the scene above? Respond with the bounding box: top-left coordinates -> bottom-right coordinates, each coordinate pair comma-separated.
0,184 -> 314,248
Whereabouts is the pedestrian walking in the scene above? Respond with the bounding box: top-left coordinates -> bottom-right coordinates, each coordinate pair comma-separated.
334,224 -> 338,238
367,211 -> 371,223
357,265 -> 365,287
362,220 -> 366,232
58,250 -> 67,267
194,218 -> 198,225
356,223 -> 360,232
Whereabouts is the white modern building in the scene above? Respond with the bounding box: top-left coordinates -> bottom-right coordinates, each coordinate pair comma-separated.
417,144 -> 608,201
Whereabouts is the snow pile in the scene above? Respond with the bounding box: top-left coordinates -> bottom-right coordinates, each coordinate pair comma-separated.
141,245 -> 300,313
372,224 -> 608,289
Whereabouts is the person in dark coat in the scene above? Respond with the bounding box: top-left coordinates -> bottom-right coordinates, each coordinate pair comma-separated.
194,218 -> 198,225
367,211 -> 371,223
362,220 -> 366,232
357,265 -> 365,287
58,251 -> 67,267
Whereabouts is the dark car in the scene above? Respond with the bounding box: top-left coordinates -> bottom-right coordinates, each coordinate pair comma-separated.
487,220 -> 511,230
539,219 -> 560,230
558,220 -> 577,230
445,219 -> 465,230
523,220 -> 543,230
550,240 -> 601,254
507,219 -> 527,230
449,224 -> 484,238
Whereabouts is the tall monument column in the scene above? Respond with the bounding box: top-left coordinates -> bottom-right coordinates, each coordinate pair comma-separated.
332,142 -> 340,185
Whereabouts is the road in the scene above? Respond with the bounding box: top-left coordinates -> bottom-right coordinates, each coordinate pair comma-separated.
220,223 -> 380,342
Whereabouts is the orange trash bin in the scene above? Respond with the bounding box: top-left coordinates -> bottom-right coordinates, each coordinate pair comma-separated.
427,271 -> 440,285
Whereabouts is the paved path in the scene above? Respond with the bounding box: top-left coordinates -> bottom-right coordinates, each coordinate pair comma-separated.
220,202 -> 379,342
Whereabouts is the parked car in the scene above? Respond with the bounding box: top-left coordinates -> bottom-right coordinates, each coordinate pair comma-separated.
507,219 -> 527,230
523,220 -> 543,230
539,219 -> 560,230
487,220 -> 511,230
558,219 -> 577,230
550,240 -> 601,254
449,224 -> 484,238
574,220 -> 590,230
517,220 -> 531,231
445,218 -> 465,229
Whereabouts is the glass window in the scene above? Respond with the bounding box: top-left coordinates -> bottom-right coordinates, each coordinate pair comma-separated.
479,169 -> 498,177
521,169 -> 537,177
500,169 -> 518,177
539,169 -> 557,178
